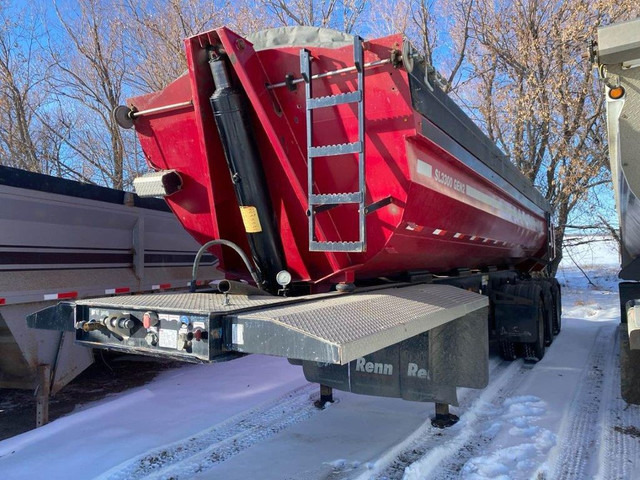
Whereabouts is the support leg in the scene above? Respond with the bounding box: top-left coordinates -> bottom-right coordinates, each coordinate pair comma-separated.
431,402 -> 459,429
36,364 -> 51,428
314,384 -> 334,409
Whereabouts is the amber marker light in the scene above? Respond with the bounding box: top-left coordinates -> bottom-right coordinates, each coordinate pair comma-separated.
609,86 -> 625,99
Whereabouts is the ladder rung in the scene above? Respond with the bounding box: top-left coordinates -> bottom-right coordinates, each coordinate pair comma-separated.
308,142 -> 362,157
307,91 -> 362,109
310,192 -> 363,205
310,241 -> 365,252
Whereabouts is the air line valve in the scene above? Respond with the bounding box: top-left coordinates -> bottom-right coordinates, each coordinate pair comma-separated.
143,311 -> 159,329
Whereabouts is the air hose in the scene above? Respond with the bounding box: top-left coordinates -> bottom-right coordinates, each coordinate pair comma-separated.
190,239 -> 262,292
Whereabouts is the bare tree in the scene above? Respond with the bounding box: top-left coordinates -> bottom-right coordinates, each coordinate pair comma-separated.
262,0 -> 367,33
224,1 -> 275,37
368,0 -> 413,38
121,0 -> 223,92
466,0 -> 640,274
369,0 -> 474,94
47,0 -> 134,189
0,5 -> 69,176
119,1 -> 276,93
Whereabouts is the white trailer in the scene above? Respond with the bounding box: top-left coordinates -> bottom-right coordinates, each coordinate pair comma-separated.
592,17 -> 640,403
0,166 -> 220,425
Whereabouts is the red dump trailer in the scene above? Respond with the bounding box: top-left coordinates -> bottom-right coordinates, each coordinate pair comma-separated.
30,26 -> 560,424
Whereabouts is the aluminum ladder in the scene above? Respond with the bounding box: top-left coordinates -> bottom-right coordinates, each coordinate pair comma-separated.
300,36 -> 366,253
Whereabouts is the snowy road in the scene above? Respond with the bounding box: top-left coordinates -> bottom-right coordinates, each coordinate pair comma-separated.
1,263 -> 640,479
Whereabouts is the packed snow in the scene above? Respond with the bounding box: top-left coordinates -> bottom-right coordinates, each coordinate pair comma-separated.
1,235 -> 640,480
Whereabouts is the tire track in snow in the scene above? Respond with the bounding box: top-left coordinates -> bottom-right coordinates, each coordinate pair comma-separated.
98,383 -> 319,480
550,324 -> 614,480
595,325 -> 640,480
403,363 -> 539,480
363,356 -> 527,480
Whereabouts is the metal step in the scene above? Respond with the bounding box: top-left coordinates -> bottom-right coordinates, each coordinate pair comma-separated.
309,240 -> 365,252
309,192 -> 363,205
229,283 -> 488,365
308,142 -> 362,158
307,91 -> 362,109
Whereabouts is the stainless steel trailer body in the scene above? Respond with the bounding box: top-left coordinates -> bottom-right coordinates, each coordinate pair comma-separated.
593,17 -> 640,404
0,166 -> 220,423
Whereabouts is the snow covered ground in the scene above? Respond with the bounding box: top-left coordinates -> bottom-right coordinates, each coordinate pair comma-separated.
1,237 -> 640,480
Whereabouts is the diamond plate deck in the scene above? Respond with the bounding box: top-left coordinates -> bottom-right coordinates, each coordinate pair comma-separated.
74,292 -> 298,315
75,284 -> 488,365
230,284 -> 488,364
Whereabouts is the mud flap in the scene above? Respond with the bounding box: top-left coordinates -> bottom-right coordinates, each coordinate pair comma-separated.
493,283 -> 541,344
300,307 -> 489,405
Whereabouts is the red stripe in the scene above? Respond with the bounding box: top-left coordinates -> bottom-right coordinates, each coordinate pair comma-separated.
115,287 -> 130,294
58,291 -> 78,299
0,298 -> 5,305
159,283 -> 171,289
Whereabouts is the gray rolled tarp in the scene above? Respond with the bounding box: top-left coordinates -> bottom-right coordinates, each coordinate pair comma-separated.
246,26 -> 354,51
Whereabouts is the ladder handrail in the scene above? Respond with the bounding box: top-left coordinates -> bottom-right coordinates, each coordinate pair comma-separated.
301,36 -> 367,254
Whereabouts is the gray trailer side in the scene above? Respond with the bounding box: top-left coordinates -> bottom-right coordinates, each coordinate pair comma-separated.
593,17 -> 640,404
0,166 -> 220,424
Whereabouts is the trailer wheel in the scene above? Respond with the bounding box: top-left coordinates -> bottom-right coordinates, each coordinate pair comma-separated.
549,278 -> 562,335
537,281 -> 554,346
523,297 -> 546,362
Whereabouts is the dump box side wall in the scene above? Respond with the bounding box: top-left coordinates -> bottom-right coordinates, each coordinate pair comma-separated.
0,166 -> 221,391
128,27 -> 550,286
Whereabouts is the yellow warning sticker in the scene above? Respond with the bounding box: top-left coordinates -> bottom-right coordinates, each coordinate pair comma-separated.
239,206 -> 262,233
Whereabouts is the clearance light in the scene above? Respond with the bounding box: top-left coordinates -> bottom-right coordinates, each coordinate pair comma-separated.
609,86 -> 625,100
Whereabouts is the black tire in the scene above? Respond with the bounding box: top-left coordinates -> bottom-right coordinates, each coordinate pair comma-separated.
549,278 -> 562,335
499,339 -> 517,361
523,298 -> 545,362
537,281 -> 554,346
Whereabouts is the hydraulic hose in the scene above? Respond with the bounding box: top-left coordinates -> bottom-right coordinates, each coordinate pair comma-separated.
190,239 -> 262,292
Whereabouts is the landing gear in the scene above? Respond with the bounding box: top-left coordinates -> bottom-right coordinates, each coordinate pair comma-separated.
431,403 -> 459,429
314,384 -> 334,409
